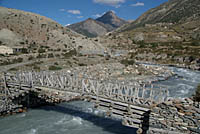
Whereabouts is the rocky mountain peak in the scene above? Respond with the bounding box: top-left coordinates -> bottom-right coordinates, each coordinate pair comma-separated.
96,11 -> 127,28
68,11 -> 127,37
86,18 -> 94,21
103,10 -> 116,18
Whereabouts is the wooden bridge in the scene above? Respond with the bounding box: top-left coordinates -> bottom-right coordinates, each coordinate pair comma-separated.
1,71 -> 169,133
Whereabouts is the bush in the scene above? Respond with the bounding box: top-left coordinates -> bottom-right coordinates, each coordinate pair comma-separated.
28,56 -> 34,60
48,65 -> 62,71
48,53 -> 54,58
78,63 -> 87,66
8,68 -> 18,71
36,54 -> 46,58
38,48 -> 46,53
120,59 -> 135,66
21,48 -> 29,54
33,65 -> 40,71
194,84 -> 200,102
15,57 -> 23,63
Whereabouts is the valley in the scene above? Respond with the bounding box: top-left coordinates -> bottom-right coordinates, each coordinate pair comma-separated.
0,0 -> 200,133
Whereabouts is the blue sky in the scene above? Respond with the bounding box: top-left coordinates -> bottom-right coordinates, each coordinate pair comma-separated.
0,0 -> 168,26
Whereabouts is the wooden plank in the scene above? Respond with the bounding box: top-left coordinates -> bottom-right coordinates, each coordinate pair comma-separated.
111,113 -> 123,119
112,104 -> 127,111
90,95 -> 150,112
112,109 -> 127,115
130,114 -> 143,119
122,119 -> 141,128
97,105 -> 109,112
99,102 -> 110,107
129,109 -> 146,115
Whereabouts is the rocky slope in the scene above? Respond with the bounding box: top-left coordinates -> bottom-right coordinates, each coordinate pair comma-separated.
68,11 -> 127,37
99,0 -> 200,70
68,18 -> 112,37
96,11 -> 127,29
114,0 -> 200,43
0,6 -> 103,52
122,0 -> 200,31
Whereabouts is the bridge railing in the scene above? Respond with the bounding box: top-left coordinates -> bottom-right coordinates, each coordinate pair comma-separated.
4,71 -> 169,106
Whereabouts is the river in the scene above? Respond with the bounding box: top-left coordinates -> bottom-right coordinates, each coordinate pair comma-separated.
0,66 -> 200,134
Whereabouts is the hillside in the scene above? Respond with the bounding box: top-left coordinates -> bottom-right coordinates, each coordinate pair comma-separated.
99,0 -> 200,70
68,11 -> 127,37
0,6 -> 103,52
68,18 -> 112,37
122,0 -> 200,31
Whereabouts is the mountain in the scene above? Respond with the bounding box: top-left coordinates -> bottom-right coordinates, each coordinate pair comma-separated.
0,6 -> 103,52
68,11 -> 128,37
108,0 -> 200,44
68,18 -> 113,38
99,0 -> 200,70
96,11 -> 127,29
122,0 -> 200,31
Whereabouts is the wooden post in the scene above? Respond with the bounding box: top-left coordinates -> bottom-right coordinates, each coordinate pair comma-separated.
158,87 -> 162,103
142,84 -> 145,99
150,85 -> 153,103
29,72 -> 33,88
95,82 -> 100,108
3,72 -> 8,101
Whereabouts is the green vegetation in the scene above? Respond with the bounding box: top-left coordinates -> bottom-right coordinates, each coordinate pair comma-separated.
120,59 -> 135,66
137,41 -> 146,48
78,63 -> 87,66
0,54 -> 5,57
38,48 -> 46,53
36,54 -> 47,58
48,53 -> 54,58
0,57 -> 23,66
48,65 -> 62,71
8,68 -> 18,71
33,65 -> 40,71
28,56 -> 34,60
194,84 -> 200,102
21,48 -> 29,54
62,49 -> 77,58
15,57 -> 23,63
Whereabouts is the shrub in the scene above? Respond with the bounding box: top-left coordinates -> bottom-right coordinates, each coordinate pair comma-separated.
54,62 -> 59,65
33,65 -> 40,71
48,65 -> 62,71
120,59 -> 135,66
21,48 -> 29,54
48,53 -> 54,58
0,54 -> 5,57
8,68 -> 18,71
137,40 -> 146,48
78,63 -> 87,66
36,54 -> 46,58
194,84 -> 200,102
38,48 -> 46,53
15,57 -> 23,63
28,56 -> 34,60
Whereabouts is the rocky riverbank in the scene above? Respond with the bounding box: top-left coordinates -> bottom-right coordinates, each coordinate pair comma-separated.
148,98 -> 200,134
65,62 -> 174,85
133,53 -> 200,71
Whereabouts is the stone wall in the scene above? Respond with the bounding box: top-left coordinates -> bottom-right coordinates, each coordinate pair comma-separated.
148,98 -> 200,134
